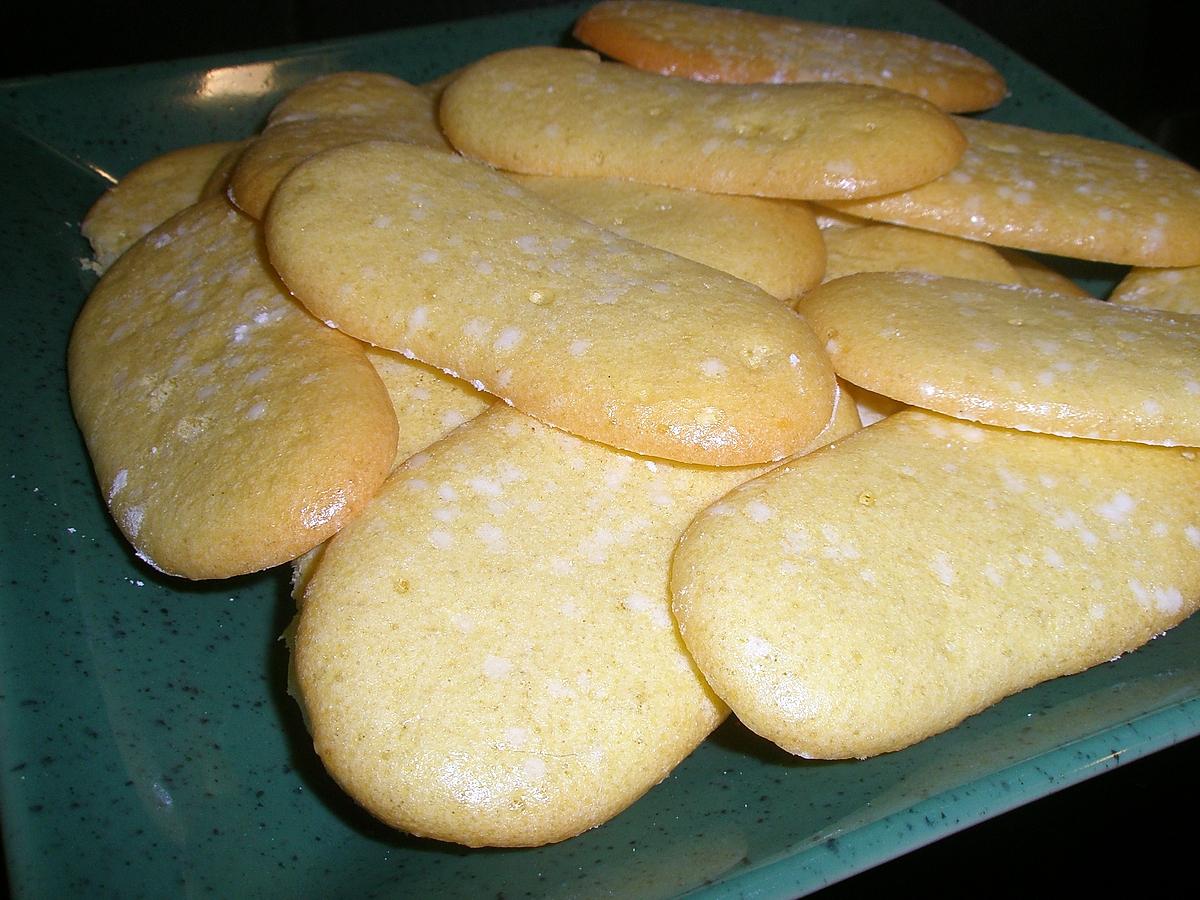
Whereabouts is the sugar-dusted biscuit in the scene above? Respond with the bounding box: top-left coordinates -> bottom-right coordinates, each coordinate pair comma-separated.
68,198 -> 397,579
82,141 -> 247,272
290,348 -> 493,601
574,0 -> 1007,113
818,222 -> 1021,285
266,71 -> 442,127
1109,265 -> 1200,315
230,72 -> 449,219
827,117 -> 1200,267
797,271 -> 1200,445
812,205 -> 870,231
671,409 -> 1200,759
997,248 -> 1093,298
294,398 -> 860,846
365,347 -> 493,470
511,173 -> 825,298
440,47 -> 966,201
266,141 -> 836,466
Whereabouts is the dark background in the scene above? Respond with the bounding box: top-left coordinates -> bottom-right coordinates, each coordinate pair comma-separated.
3,0 -> 1197,167
3,1 -> 1197,897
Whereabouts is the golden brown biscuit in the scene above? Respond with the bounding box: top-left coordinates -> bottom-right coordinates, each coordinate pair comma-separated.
672,409 -> 1200,758
440,46 -> 967,201
828,117 -> 1200,266
295,406 -> 742,846
68,198 -> 397,578
818,222 -> 1022,285
230,72 -> 449,219
511,173 -> 825,298
266,141 -> 837,466
82,141 -> 247,271
574,0 -> 1007,112
797,271 -> 1200,446
1109,265 -> 1200,315
997,248 -> 1094,298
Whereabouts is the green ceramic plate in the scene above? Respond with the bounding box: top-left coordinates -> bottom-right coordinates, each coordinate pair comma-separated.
2,1 -> 1196,896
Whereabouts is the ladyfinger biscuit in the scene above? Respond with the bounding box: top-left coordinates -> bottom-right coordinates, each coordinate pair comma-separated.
812,205 -> 871,231
574,0 -> 1007,113
266,71 -> 443,127
294,399 -> 859,846
68,198 -> 397,579
82,141 -> 247,272
797,272 -> 1200,446
440,47 -> 966,201
818,222 -> 1021,285
671,409 -> 1200,759
1109,265 -> 1200,315
365,347 -> 493,470
828,117 -> 1200,267
266,141 -> 836,466
998,248 -> 1093,298
230,72 -> 449,219
511,173 -> 825,298
290,348 -> 493,602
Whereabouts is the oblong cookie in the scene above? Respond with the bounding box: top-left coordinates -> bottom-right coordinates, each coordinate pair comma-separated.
817,222 -> 1022,285
797,272 -> 1200,446
511,173 -> 825,299
266,71 -> 444,127
82,141 -> 247,272
671,409 -> 1200,759
365,347 -> 493,470
1109,265 -> 1200,315
290,347 -> 493,601
574,0 -> 1007,113
230,72 -> 449,219
294,406 -> 753,846
266,141 -> 836,466
68,198 -> 398,578
440,46 -> 966,201
827,117 -> 1200,267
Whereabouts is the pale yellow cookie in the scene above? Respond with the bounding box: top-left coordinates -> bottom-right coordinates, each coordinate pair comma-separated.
671,409 -> 1200,759
1109,265 -> 1200,315
828,117 -> 1200,267
574,0 -> 1007,113
797,271 -> 1200,446
68,198 -> 397,579
817,222 -> 1021,285
998,248 -> 1093,298
294,396 -> 860,845
82,141 -> 247,271
364,347 -> 494,470
812,205 -> 870,231
290,350 -> 493,602
266,141 -> 836,466
511,173 -> 825,298
266,71 -> 442,126
294,349 -> 491,600
230,72 -> 449,219
294,406 -> 745,846
440,46 -> 966,201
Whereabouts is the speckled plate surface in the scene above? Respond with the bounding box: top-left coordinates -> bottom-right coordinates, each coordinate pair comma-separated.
1,2 -> 1197,897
